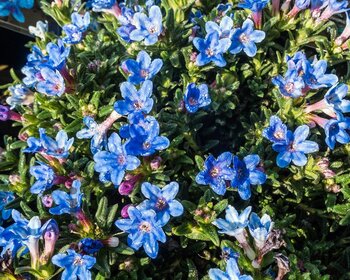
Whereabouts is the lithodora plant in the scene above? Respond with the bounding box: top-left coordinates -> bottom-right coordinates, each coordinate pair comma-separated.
1,0 -> 350,279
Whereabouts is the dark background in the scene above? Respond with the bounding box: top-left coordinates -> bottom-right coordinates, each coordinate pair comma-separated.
0,27 -> 32,145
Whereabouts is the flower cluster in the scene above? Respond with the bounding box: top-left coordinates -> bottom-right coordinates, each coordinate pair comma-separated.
115,182 -> 183,258
20,39 -> 71,97
62,12 -> 90,44
196,152 -> 266,200
193,16 -> 265,67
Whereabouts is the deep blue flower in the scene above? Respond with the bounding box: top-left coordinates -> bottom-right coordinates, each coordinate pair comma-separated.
195,152 -> 234,195
230,19 -> 265,57
46,39 -> 71,70
116,5 -> 138,42
237,0 -> 269,12
29,163 -> 55,194
193,31 -> 231,67
115,206 -> 166,259
0,192 -> 15,220
79,238 -> 103,254
272,125 -> 319,168
114,80 -> 154,117
38,128 -> 74,159
213,206 -> 252,237
0,0 -> 34,23
272,71 -> 304,98
35,67 -> 65,97
324,83 -> 350,114
231,155 -> 266,200
76,116 -> 105,154
121,51 -> 163,85
138,182 -> 184,225
189,10 -> 203,24
248,212 -> 273,249
7,84 -> 32,109
52,249 -> 96,280
209,257 -> 253,280
124,114 -> 170,156
129,5 -> 163,45
324,114 -> 350,150
303,59 -> 338,89
205,16 -> 234,39
262,116 -> 288,144
50,180 -> 83,215
184,83 -> 211,113
93,133 -> 140,186
63,12 -> 90,44
221,247 -> 240,261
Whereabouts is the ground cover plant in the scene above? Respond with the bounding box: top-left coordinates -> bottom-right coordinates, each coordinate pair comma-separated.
1,0 -> 350,279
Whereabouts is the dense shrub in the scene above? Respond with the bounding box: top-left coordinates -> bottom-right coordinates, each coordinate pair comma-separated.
1,0 -> 350,279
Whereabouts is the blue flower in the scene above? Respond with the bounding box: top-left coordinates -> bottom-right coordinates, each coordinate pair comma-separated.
231,155 -> 266,200
272,71 -> 304,98
38,129 -> 74,159
0,0 -> 34,23
93,133 -> 141,186
318,0 -> 349,21
195,152 -> 234,195
209,257 -> 253,280
35,67 -> 65,97
124,114 -> 170,156
76,116 -> 105,154
0,192 -> 15,220
46,39 -> 71,70
229,19 -> 265,57
52,249 -> 96,280
248,212 -> 273,249
129,5 -> 163,45
221,247 -> 240,261
303,59 -> 338,89
121,51 -> 163,85
29,20 -> 48,40
324,114 -> 350,150
91,0 -> 115,11
295,0 -> 311,9
63,12 -> 90,44
272,125 -> 319,168
116,5 -> 138,42
115,206 -> 166,259
29,163 -> 55,194
79,238 -> 103,254
193,31 -> 231,67
138,182 -> 184,225
286,51 -> 307,77
50,180 -> 83,215
213,206 -> 252,237
7,84 -> 32,109
114,81 -> 154,117
217,3 -> 233,16
184,83 -> 211,113
262,116 -> 288,144
238,0 -> 269,12
205,16 -> 234,39
24,134 -> 44,153
324,83 -> 350,114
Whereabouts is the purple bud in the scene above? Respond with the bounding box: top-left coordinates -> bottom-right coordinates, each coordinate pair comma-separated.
103,236 -> 120,247
0,105 -> 10,121
150,156 -> 162,170
118,181 -> 134,195
121,204 -> 132,218
190,52 -> 197,63
42,195 -> 53,207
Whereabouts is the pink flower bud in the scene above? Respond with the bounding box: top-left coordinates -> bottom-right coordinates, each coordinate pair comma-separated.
150,156 -> 162,170
42,195 -> 53,208
121,204 -> 132,218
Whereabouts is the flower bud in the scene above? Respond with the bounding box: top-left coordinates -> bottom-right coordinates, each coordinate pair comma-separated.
9,174 -> 21,185
121,204 -> 132,218
274,253 -> 290,280
42,195 -> 53,208
150,156 -> 162,170
102,236 -> 120,247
